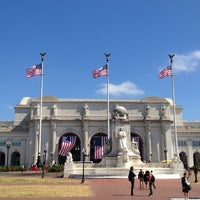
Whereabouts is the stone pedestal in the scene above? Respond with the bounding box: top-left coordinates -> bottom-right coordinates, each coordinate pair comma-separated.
64,163 -> 74,177
98,116 -> 141,167
170,160 -> 184,176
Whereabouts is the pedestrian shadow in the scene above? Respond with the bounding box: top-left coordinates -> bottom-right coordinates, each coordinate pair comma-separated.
171,198 -> 200,200
112,194 -> 147,197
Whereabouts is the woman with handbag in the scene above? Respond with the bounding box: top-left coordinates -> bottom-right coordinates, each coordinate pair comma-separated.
181,172 -> 191,200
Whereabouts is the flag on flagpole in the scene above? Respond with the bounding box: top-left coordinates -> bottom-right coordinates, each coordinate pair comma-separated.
26,63 -> 43,78
158,66 -> 172,79
92,65 -> 108,78
59,136 -> 77,156
94,136 -> 107,159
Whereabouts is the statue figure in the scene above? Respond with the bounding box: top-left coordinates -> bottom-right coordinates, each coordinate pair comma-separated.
82,103 -> 89,117
160,105 -> 166,119
143,104 -> 150,120
131,138 -> 140,155
51,104 -> 57,117
112,105 -> 129,121
118,127 -> 127,153
34,104 -> 39,116
66,152 -> 73,163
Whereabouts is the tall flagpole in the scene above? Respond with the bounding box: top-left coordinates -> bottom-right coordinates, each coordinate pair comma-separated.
37,52 -> 46,167
169,54 -> 179,161
105,53 -> 111,140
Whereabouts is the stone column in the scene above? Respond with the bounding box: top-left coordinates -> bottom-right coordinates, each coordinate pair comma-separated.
34,122 -> 39,164
187,139 -> 193,167
51,122 -> 57,165
82,121 -> 89,161
161,123 -> 168,161
145,123 -> 152,162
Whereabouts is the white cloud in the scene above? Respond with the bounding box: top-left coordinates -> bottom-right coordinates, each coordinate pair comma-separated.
96,81 -> 144,97
173,50 -> 200,73
6,104 -> 14,111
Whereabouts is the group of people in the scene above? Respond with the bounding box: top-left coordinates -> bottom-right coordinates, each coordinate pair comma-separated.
128,167 -> 156,197
128,166 -> 192,199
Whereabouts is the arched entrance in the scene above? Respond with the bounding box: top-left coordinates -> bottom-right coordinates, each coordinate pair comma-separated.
193,151 -> 200,167
131,133 -> 143,161
11,152 -> 20,166
58,134 -> 81,165
179,151 -> 188,169
90,133 -> 107,163
0,152 -> 5,166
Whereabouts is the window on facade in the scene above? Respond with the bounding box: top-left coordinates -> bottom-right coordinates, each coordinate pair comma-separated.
0,141 -> 6,146
178,141 -> 187,146
192,141 -> 200,147
12,141 -> 21,146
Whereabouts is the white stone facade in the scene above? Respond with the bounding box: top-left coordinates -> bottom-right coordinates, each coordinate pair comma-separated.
0,96 -> 199,169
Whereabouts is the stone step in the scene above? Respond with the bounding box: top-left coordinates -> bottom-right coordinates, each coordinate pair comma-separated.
64,166 -> 183,179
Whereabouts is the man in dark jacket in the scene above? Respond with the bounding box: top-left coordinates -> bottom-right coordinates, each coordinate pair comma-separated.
128,166 -> 136,196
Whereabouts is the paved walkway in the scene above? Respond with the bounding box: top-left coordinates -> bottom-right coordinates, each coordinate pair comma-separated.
0,172 -> 199,200
86,178 -> 200,200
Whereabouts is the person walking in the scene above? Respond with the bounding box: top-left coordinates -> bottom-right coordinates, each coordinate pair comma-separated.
151,170 -> 156,189
128,166 -> 136,196
181,172 -> 191,200
148,171 -> 155,197
143,170 -> 149,190
138,169 -> 144,189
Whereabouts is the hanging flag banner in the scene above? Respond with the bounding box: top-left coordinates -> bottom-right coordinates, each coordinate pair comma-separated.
94,136 -> 107,159
59,136 -> 77,156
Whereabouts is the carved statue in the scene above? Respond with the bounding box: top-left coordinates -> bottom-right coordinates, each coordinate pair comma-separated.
51,104 -> 57,117
66,152 -> 73,163
112,105 -> 129,121
143,104 -> 150,119
160,105 -> 166,119
34,104 -> 39,116
131,138 -> 140,155
118,127 -> 127,153
82,103 -> 89,117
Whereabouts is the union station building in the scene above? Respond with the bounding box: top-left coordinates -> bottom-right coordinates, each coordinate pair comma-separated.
0,96 -> 199,169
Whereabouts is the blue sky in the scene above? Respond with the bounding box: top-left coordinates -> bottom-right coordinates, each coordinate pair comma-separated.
0,0 -> 200,121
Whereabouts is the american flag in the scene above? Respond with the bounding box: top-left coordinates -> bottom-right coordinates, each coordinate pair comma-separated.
92,65 -> 108,78
26,63 -> 43,78
59,136 -> 76,156
94,136 -> 107,159
158,66 -> 172,79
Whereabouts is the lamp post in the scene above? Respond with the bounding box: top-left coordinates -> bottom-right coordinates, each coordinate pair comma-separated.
81,148 -> 86,183
193,151 -> 198,183
6,142 -> 11,171
149,152 -> 153,162
50,152 -> 53,166
42,149 -> 47,178
164,149 -> 167,162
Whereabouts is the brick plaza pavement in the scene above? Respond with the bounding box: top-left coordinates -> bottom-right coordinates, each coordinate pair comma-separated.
1,178 -> 199,200
86,177 -> 200,200
0,173 -> 199,200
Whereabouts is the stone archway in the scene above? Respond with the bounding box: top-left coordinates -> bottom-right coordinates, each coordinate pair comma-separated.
131,133 -> 143,161
58,133 -> 81,165
11,151 -> 20,166
179,151 -> 188,169
0,152 -> 5,166
193,151 -> 200,167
